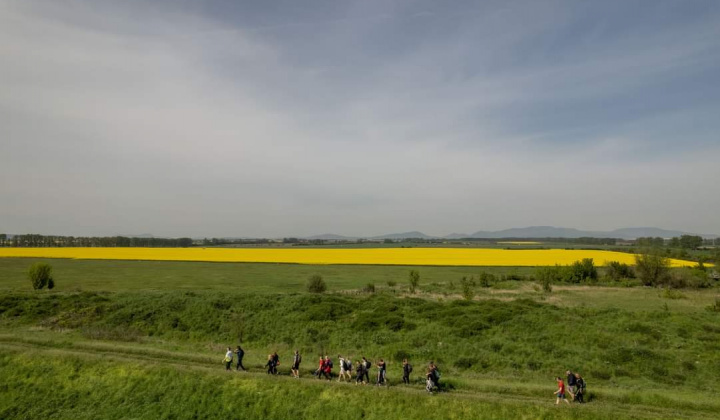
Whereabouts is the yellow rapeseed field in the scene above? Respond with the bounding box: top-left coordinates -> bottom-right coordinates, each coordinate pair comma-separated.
0,247 -> 701,267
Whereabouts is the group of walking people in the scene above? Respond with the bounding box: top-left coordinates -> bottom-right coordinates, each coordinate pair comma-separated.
223,347 -> 441,392
224,347 -> 587,401
554,370 -> 587,404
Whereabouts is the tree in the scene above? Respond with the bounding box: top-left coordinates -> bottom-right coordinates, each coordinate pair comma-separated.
635,250 -> 671,287
28,263 -> 54,290
678,235 -> 703,250
306,274 -> 327,293
408,270 -> 420,293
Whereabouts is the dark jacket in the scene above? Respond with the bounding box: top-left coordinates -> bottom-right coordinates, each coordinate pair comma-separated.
576,378 -> 586,391
567,373 -> 577,386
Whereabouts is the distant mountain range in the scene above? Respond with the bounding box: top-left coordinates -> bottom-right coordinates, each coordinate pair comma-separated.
305,226 -> 718,240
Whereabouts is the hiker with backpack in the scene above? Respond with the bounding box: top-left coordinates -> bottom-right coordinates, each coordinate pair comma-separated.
322,355 -> 333,380
223,347 -> 233,371
376,359 -> 387,385
402,359 -> 412,384
234,346 -> 246,371
338,355 -> 352,382
362,357 -> 371,383
574,373 -> 586,403
428,361 -> 440,388
291,350 -> 302,378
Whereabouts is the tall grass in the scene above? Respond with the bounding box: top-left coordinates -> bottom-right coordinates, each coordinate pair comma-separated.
2,290 -> 719,388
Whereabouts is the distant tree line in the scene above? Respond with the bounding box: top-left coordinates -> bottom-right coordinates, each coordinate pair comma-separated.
635,235 -> 707,249
0,234 -> 193,248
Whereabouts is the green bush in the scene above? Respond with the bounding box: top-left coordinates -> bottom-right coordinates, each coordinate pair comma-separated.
605,261 -> 635,281
363,283 -> 376,294
478,272 -> 494,288
306,274 -> 327,293
635,251 -> 671,287
460,277 -> 474,301
408,270 -> 420,293
27,263 -> 54,290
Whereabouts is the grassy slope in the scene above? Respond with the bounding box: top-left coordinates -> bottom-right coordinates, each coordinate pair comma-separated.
1,289 -> 719,419
3,347 -> 680,420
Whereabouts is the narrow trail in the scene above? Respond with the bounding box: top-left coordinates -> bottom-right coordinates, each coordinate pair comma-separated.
0,335 -> 716,419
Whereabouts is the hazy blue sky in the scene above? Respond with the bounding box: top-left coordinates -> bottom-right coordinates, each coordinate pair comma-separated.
1,0 -> 719,237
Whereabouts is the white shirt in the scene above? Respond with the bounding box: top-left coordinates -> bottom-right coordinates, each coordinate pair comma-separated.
225,350 -> 233,360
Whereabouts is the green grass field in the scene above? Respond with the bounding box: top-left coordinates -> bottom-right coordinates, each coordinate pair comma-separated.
1,257 -> 719,419
0,257 -> 536,292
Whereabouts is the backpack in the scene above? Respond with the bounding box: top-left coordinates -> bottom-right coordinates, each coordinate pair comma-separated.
364,361 -> 371,370
344,360 -> 351,371
407,364 -> 413,374
328,360 -> 333,369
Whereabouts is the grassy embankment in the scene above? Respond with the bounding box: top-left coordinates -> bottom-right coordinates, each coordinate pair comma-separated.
1,287 -> 719,419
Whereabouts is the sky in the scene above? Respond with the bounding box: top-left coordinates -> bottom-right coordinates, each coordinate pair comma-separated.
1,0 -> 719,238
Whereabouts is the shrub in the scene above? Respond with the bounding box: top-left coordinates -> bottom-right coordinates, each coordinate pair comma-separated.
386,280 -> 396,287
635,251 -> 671,287
408,270 -> 420,293
306,274 -> 327,293
666,268 -> 712,289
460,277 -> 474,301
535,266 -> 563,285
540,277 -> 552,293
605,261 -> 635,281
566,258 -> 598,283
660,289 -> 686,300
479,272 -> 494,288
363,283 -> 376,294
28,263 -> 53,290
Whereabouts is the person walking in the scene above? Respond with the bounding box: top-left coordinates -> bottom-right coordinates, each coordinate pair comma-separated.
425,368 -> 435,393
338,355 -> 351,382
265,354 -> 274,374
223,347 -> 233,371
566,370 -> 577,401
554,377 -> 571,405
291,350 -> 302,378
271,352 -> 280,375
234,346 -> 246,371
376,359 -> 387,385
355,360 -> 366,385
574,373 -> 586,403
402,359 -> 412,384
362,357 -> 371,384
428,361 -> 440,388
322,355 -> 333,380
315,357 -> 324,378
